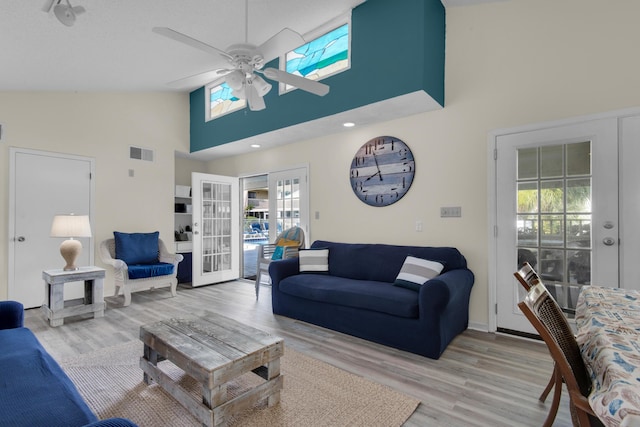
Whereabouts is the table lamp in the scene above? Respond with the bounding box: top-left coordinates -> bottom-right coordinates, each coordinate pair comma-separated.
50,214 -> 92,271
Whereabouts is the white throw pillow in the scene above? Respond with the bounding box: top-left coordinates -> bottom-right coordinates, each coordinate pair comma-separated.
394,256 -> 444,291
299,249 -> 329,274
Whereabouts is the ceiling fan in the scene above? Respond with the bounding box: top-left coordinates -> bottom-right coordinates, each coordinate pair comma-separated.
42,0 -> 85,27
153,0 -> 330,111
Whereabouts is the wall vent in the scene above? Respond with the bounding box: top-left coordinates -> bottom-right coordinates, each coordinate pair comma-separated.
129,146 -> 154,162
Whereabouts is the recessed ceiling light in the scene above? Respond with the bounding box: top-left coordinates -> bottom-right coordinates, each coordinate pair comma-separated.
250,144 -> 261,148
343,122 -> 355,128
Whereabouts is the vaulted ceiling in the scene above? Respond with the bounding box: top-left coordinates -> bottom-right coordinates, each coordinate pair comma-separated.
0,0 -> 504,92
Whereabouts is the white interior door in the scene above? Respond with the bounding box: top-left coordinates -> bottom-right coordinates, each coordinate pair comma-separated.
268,167 -> 309,244
9,148 -> 94,309
495,119 -> 618,334
191,172 -> 239,287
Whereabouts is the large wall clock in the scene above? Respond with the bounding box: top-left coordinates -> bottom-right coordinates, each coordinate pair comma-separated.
349,136 -> 415,207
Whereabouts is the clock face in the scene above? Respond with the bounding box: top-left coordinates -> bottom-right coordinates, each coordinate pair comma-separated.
349,136 -> 415,207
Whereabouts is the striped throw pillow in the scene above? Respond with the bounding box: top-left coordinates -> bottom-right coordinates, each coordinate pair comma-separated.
393,256 -> 444,291
299,249 -> 329,274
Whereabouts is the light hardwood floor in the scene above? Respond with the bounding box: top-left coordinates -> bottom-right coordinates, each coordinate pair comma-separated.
24,280 -> 573,426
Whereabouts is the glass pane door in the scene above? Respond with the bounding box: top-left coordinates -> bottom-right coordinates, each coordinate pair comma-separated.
495,118 -> 618,335
275,177 -> 301,233
516,142 -> 592,316
201,182 -> 232,274
191,172 -> 239,287
268,167 -> 308,243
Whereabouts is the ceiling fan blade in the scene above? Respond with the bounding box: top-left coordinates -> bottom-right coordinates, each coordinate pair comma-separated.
263,68 -> 330,97
258,28 -> 305,63
42,0 -> 57,13
72,5 -> 85,15
152,27 -> 233,62
246,83 -> 266,111
166,69 -> 226,90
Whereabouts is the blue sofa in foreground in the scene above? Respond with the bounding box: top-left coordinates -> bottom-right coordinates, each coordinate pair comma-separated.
270,241 -> 475,359
0,301 -> 137,427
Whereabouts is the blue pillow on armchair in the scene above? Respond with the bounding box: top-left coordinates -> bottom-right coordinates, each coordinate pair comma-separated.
114,231 -> 159,265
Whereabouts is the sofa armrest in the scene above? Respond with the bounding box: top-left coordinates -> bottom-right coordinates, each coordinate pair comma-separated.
418,269 -> 475,319
418,268 -> 475,352
269,257 -> 300,290
0,300 -> 24,330
83,418 -> 139,427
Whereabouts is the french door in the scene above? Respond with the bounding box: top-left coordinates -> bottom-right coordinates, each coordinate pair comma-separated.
191,172 -> 239,287
268,167 -> 309,244
495,119 -> 619,334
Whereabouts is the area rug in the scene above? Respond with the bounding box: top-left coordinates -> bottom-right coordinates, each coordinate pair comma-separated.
60,340 -> 419,427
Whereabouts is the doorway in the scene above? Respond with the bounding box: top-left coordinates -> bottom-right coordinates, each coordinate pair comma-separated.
241,166 -> 309,282
190,172 -> 240,287
242,174 -> 269,280
492,118 -> 619,335
9,148 -> 94,309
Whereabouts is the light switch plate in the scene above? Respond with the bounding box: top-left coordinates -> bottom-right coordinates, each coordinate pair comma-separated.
440,206 -> 462,217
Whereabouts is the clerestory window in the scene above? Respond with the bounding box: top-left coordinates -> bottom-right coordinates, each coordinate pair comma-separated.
279,14 -> 351,94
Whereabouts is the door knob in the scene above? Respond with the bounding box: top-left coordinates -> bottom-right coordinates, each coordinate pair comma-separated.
603,237 -> 616,246
17,236 -> 25,242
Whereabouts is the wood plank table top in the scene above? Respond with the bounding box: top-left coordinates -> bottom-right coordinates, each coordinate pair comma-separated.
139,312 -> 284,427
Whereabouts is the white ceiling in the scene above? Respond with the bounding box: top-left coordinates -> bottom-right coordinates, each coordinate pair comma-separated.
1,0 -> 504,160
0,0 -> 367,92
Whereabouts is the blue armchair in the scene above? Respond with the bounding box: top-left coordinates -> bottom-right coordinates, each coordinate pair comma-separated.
100,232 -> 183,306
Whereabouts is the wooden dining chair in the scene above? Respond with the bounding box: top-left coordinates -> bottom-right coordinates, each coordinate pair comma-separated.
515,262 -> 562,427
518,282 -> 603,427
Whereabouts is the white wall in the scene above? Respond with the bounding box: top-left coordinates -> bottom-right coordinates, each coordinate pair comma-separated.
0,92 -> 189,299
175,156 -> 208,188
204,0 -> 640,329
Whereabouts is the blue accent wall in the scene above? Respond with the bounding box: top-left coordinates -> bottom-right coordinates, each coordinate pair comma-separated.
190,0 -> 445,152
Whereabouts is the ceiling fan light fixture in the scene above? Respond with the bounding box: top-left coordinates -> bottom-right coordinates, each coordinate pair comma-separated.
233,84 -> 246,100
246,83 -> 266,111
251,75 -> 272,97
225,70 -> 245,91
52,0 -> 84,27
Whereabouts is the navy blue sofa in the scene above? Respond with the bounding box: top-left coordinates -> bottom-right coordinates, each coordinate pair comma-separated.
270,241 -> 475,359
0,301 -> 137,427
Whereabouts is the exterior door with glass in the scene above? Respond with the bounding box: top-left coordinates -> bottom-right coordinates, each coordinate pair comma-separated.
268,167 -> 309,244
495,119 -> 618,334
191,172 -> 239,287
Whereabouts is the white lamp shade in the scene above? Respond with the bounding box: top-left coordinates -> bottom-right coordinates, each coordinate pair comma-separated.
252,75 -> 272,97
50,214 -> 92,238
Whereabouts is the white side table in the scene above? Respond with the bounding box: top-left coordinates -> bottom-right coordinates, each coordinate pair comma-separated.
42,266 -> 106,327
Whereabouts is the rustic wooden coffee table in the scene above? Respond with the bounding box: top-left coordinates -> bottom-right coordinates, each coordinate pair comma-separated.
139,313 -> 284,427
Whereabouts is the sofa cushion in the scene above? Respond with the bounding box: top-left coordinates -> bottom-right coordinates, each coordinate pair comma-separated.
127,262 -> 174,279
394,256 -> 444,291
310,240 -> 467,282
0,327 -> 98,426
114,231 -> 159,265
299,248 -> 329,273
279,275 -> 419,318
